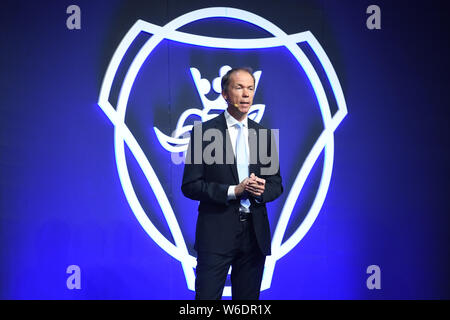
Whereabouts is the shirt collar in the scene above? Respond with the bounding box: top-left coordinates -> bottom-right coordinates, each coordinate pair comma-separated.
224,109 -> 248,128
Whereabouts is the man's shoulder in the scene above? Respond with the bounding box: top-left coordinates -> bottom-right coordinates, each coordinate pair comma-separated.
248,118 -> 269,130
192,113 -> 225,131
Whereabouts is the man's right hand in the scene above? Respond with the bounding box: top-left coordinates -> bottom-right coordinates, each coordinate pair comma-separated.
234,178 -> 250,197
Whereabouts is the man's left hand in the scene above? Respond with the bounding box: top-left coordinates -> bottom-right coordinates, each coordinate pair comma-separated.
245,173 -> 265,197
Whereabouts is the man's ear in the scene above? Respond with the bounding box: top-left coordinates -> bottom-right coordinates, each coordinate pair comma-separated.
222,90 -> 228,103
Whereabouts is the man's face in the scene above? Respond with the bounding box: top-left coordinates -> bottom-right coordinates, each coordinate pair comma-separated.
222,70 -> 255,115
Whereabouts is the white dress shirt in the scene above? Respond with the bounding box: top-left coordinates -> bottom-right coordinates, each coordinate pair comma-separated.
224,109 -> 249,200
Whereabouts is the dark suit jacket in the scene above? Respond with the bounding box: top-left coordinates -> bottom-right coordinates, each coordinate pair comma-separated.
181,112 -> 283,256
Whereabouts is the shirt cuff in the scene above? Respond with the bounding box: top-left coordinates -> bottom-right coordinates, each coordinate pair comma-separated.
227,185 -> 237,200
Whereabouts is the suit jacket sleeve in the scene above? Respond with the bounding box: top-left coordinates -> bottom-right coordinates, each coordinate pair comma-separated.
181,124 -> 229,205
255,128 -> 283,204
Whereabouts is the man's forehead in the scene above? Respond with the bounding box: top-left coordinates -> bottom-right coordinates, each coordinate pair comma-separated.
229,70 -> 254,84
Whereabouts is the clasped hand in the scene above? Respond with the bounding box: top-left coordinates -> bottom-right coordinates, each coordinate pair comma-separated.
235,173 -> 265,198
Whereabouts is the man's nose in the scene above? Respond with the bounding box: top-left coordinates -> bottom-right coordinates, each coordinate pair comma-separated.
242,88 -> 249,97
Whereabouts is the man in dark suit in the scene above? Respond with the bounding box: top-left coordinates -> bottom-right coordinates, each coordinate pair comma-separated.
181,67 -> 283,300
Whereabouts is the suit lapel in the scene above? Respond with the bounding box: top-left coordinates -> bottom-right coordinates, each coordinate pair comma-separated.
247,119 -> 259,177
215,113 -> 240,184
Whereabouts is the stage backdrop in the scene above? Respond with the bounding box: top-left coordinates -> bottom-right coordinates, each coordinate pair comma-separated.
1,0 -> 449,299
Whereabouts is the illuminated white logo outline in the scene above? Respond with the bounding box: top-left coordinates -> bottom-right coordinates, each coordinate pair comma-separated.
98,7 -> 347,296
154,65 -> 265,153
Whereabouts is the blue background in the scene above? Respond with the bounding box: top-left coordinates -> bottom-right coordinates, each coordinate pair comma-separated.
1,0 -> 449,299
